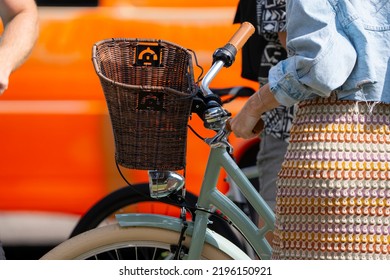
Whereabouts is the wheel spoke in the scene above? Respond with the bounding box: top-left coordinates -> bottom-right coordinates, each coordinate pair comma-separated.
152,247 -> 157,260
42,224 -> 234,260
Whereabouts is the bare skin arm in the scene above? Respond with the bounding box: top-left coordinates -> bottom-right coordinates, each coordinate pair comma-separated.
0,0 -> 39,94
229,31 -> 286,139
278,31 -> 286,49
229,83 -> 280,139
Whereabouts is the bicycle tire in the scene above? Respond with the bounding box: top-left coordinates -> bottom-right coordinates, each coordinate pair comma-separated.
42,224 -> 233,260
70,183 -> 194,237
70,184 -> 244,250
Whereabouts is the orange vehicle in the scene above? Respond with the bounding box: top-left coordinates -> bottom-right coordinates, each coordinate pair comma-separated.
0,0 -> 259,257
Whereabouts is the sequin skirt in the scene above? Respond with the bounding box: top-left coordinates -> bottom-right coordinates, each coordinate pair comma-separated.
272,95 -> 390,260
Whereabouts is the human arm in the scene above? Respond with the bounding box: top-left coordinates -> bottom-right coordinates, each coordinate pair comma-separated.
229,83 -> 280,139
229,1 -> 286,139
0,0 -> 39,94
269,0 -> 357,107
229,1 -> 359,139
278,32 -> 286,49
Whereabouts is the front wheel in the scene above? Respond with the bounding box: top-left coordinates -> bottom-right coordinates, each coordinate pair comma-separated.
42,224 -> 233,260
70,184 -> 197,237
70,184 -> 245,251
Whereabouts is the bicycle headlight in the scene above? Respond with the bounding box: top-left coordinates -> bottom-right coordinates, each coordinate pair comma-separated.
148,170 -> 185,198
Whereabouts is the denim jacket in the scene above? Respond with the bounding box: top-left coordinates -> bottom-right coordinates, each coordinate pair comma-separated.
269,0 -> 390,107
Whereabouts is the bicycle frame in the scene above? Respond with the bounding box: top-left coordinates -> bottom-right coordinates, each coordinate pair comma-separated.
118,22 -> 275,260
116,138 -> 275,259
188,142 -> 275,259
185,23 -> 275,259
40,22 -> 280,261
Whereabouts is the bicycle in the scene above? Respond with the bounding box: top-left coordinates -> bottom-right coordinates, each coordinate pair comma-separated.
41,22 -> 275,260
69,86 -> 260,249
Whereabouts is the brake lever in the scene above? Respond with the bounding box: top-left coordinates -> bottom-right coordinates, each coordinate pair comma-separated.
205,121 -> 233,154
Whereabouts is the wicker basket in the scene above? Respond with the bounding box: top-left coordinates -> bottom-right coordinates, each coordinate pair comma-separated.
92,38 -> 196,170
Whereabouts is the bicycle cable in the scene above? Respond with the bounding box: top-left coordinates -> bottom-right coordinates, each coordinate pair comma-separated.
115,160 -> 240,222
109,42 -> 246,242
114,159 -> 258,255
188,49 -> 203,84
114,160 -> 195,219
187,124 -> 205,141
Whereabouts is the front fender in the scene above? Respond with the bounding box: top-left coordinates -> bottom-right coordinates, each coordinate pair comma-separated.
116,213 -> 251,260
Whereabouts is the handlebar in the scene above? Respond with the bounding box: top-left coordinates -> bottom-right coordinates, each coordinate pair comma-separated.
200,22 -> 255,97
219,22 -> 255,64
227,22 -> 255,51
195,22 -> 255,132
225,116 -> 264,135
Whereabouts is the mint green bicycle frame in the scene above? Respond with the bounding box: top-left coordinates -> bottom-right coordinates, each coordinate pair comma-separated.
117,143 -> 275,259
188,144 -> 274,259
184,54 -> 275,260
118,23 -> 275,260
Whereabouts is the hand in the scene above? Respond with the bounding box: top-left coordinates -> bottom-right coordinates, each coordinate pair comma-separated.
229,84 -> 280,139
228,95 -> 264,139
0,70 -> 10,95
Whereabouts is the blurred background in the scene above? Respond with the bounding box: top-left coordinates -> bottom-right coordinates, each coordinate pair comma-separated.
0,0 -> 258,259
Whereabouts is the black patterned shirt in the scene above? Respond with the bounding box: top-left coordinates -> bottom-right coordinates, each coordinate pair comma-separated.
257,0 -> 294,142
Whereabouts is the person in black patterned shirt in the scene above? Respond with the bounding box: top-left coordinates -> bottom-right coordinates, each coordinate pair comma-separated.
234,0 -> 294,211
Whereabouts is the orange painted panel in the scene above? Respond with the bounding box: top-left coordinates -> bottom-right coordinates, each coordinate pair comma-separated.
0,2 -> 259,217
100,0 -> 238,7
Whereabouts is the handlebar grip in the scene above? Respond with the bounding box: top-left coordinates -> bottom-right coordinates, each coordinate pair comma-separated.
227,22 -> 255,52
213,22 -> 255,67
252,118 -> 264,135
225,118 -> 264,136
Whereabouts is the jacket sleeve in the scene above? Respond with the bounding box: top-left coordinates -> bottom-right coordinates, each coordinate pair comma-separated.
268,0 -> 357,107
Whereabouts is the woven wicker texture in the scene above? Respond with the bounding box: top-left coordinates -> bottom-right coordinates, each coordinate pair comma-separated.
92,38 -> 196,170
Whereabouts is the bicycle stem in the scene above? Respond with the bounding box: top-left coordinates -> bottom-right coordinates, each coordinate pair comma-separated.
199,60 -> 231,130
199,22 -> 255,131
200,60 -> 225,96
201,21 -> 255,98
